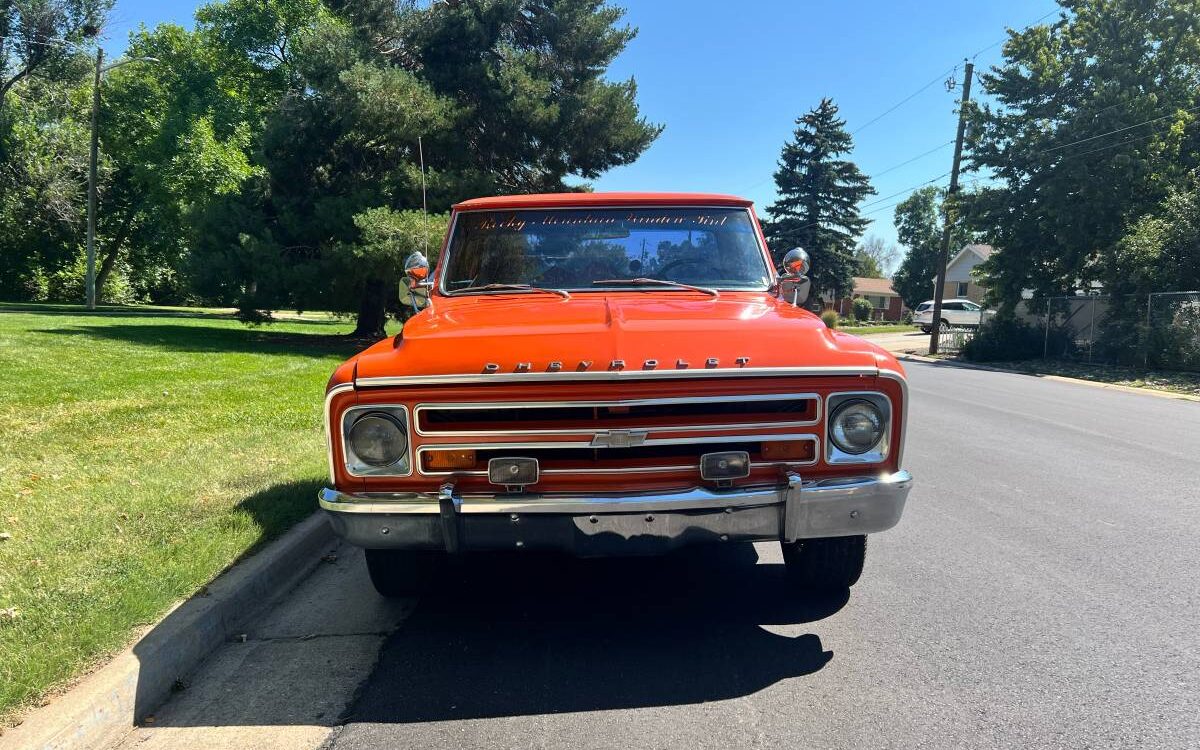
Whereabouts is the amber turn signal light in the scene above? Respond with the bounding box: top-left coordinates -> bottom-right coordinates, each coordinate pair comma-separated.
422,449 -> 477,470
761,440 -> 815,461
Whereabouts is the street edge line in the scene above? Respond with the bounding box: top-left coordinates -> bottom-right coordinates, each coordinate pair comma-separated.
897,353 -> 1200,403
0,513 -> 336,750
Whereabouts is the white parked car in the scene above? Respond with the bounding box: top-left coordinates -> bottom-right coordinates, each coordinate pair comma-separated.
913,299 -> 990,333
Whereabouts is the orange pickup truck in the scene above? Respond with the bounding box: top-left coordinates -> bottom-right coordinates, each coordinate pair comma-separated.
320,192 -> 912,597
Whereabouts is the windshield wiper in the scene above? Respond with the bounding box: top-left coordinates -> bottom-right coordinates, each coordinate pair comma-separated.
591,278 -> 719,298
448,283 -> 570,300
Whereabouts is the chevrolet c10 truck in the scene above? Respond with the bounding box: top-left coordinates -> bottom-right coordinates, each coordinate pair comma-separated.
319,192 -> 912,597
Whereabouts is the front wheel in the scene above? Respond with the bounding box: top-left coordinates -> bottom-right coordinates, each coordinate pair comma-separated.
364,548 -> 443,598
920,326 -> 930,334
782,535 -> 866,591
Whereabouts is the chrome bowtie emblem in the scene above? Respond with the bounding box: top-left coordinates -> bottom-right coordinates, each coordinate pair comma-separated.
590,429 -> 649,448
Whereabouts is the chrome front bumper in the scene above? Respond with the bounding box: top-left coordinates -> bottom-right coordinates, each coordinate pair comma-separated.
319,471 -> 912,555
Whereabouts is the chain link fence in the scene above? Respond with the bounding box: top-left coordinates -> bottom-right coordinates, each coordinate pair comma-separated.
1036,292 -> 1200,372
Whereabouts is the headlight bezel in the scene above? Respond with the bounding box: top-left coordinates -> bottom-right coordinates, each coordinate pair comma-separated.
825,392 -> 891,464
341,404 -> 413,477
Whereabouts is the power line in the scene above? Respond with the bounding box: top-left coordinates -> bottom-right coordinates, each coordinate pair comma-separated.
860,172 -> 950,210
872,140 -> 954,179
851,65 -> 956,136
1036,103 -> 1200,155
851,8 -> 1062,138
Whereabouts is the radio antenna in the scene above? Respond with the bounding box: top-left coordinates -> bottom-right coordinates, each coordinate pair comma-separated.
418,135 -> 429,256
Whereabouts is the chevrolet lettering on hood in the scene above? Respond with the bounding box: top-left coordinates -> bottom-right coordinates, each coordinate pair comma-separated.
483,357 -> 750,373
320,192 -> 913,599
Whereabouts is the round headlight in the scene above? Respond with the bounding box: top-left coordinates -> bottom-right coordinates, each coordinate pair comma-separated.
829,399 -> 884,455
348,413 -> 407,467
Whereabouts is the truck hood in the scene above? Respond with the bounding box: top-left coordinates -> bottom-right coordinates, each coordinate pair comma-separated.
353,292 -> 889,382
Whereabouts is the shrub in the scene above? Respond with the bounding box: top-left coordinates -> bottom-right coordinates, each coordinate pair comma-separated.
820,310 -> 839,329
901,309 -> 913,325
961,316 -> 1072,362
851,297 -> 873,322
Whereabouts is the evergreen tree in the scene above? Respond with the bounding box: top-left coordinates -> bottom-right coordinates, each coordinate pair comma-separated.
764,98 -> 874,300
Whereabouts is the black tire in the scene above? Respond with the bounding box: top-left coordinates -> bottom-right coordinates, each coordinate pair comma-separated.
920,326 -> 930,334
364,548 -> 442,598
782,535 -> 866,591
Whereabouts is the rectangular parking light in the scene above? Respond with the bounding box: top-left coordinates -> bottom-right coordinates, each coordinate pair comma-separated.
700,451 -> 750,481
488,457 -> 539,486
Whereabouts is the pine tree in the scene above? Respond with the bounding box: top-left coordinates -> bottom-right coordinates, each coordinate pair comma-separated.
765,98 -> 874,300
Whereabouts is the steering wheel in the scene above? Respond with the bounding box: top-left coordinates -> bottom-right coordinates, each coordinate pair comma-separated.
652,256 -> 732,281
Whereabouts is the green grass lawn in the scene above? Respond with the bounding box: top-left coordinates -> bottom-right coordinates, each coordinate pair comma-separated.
837,324 -> 916,335
0,305 -> 389,726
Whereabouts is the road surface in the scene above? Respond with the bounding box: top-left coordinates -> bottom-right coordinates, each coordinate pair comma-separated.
115,360 -> 1200,750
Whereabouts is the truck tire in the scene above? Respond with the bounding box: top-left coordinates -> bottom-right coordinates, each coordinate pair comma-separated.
782,535 -> 866,591
364,548 -> 442,598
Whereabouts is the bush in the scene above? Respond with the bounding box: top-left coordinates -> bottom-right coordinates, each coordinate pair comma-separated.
851,297 -> 873,322
901,309 -> 913,325
961,316 -> 1073,362
820,310 -> 839,329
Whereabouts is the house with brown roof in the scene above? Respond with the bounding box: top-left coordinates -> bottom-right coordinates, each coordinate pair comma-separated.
943,244 -> 994,303
831,276 -> 906,321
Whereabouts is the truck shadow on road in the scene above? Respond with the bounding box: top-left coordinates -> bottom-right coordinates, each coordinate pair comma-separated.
344,545 -> 842,724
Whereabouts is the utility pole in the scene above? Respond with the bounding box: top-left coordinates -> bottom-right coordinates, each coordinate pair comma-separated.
928,60 -> 973,355
86,47 -> 103,310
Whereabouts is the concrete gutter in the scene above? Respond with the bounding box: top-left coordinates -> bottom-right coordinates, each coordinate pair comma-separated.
0,514 -> 336,750
897,353 -> 1200,403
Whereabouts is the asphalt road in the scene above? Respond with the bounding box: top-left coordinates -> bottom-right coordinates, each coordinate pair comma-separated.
118,360 -> 1200,750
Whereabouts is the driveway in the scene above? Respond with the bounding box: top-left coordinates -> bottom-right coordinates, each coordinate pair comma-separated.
856,328 -> 930,354
115,360 -> 1200,750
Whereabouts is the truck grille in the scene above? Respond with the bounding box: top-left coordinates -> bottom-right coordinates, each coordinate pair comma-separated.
410,391 -> 823,479
414,393 -> 819,436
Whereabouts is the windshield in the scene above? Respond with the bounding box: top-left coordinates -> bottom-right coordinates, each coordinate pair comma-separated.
440,207 -> 771,293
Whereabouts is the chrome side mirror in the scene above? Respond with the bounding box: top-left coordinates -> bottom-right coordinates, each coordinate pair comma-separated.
400,251 -> 432,312
778,247 -> 811,306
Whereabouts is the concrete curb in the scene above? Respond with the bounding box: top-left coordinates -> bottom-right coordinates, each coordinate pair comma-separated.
0,513 -> 336,750
897,353 -> 1200,403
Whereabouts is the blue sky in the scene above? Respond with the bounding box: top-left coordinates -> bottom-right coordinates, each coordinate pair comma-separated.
104,0 -> 1059,259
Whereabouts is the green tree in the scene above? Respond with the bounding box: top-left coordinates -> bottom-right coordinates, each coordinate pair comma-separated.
965,0 -> 1200,311
188,0 -> 661,336
764,98 -> 874,301
89,24 -> 261,303
0,77 -> 90,298
891,186 -> 967,309
0,0 -> 109,109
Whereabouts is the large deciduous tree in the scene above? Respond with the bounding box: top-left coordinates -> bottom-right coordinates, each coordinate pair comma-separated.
188,0 -> 661,337
764,98 -> 874,301
0,0 -> 109,109
965,0 -> 1200,311
891,186 -> 968,310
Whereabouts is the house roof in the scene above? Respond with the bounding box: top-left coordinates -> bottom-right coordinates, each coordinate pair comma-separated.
851,277 -> 899,296
453,192 -> 754,211
947,243 -> 995,270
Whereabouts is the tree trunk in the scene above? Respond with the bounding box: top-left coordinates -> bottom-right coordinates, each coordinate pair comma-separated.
94,210 -> 136,303
352,277 -> 389,338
